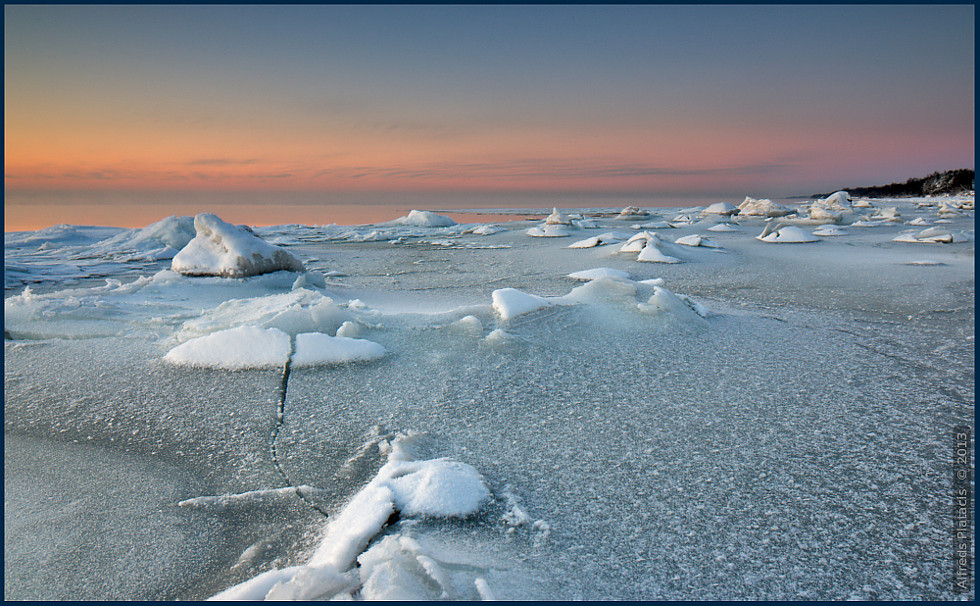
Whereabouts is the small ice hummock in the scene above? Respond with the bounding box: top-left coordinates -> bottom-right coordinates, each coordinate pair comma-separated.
389,210 -> 456,227
91,215 -> 196,260
637,242 -> 681,263
701,202 -> 738,216
163,326 -> 291,369
567,268 -> 632,282
756,224 -> 819,243
545,208 -> 572,225
707,223 -> 740,232
172,213 -> 305,278
674,234 -> 721,248
870,207 -> 902,222
291,332 -> 386,367
492,288 -> 552,320
737,196 -> 793,217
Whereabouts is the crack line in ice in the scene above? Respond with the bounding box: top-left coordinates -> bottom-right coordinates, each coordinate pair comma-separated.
269,335 -> 330,519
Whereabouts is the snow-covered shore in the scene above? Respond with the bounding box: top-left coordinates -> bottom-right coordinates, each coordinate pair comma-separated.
4,196 -> 975,600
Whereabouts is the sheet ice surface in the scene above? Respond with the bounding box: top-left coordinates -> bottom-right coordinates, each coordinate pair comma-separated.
4,194 -> 975,600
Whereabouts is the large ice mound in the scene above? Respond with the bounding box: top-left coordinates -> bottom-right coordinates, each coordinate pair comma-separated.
172,213 -> 305,278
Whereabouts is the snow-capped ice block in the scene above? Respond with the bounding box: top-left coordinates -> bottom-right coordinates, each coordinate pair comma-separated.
291,332 -> 386,367
737,197 -> 793,217
526,225 -> 572,237
637,243 -> 681,263
163,326 -> 290,369
702,202 -> 738,216
820,191 -> 852,210
567,268 -> 632,282
871,207 -> 901,222
756,224 -> 819,243
172,213 -> 305,277
545,208 -> 572,225
390,210 -> 456,227
491,288 -> 552,320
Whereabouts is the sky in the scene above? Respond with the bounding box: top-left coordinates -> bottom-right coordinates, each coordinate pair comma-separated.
4,5 -> 975,228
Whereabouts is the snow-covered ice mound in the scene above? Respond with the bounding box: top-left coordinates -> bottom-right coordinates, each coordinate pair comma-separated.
492,288 -> 552,320
172,213 -> 305,278
291,332 -> 386,367
163,326 -> 290,369
545,208 -> 572,225
819,191 -> 852,210
737,196 -> 793,217
468,224 -> 502,235
388,210 -> 456,227
567,268 -> 631,282
526,225 -> 572,237
210,433 -> 489,601
756,224 -> 819,243
701,202 -> 738,216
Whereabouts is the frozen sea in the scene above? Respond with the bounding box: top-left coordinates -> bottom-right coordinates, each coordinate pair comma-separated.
4,195 -> 975,600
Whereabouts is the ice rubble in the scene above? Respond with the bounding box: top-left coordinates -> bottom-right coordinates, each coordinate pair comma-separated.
892,227 -> 969,244
387,210 -> 457,228
616,206 -> 650,219
737,196 -> 793,217
172,213 -> 305,278
210,433 -> 489,601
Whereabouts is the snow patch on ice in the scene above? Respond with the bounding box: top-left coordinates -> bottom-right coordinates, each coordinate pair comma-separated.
567,268 -> 632,282
163,326 -> 290,369
291,332 -> 386,367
